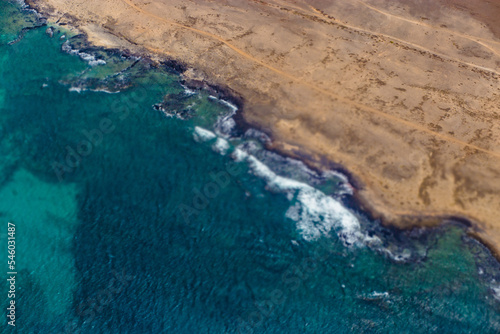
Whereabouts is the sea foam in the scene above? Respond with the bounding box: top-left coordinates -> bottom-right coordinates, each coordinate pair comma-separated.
181,84 -> 196,96
68,86 -> 119,94
193,126 -> 217,142
212,138 -> 230,155
191,117 -> 379,250
62,41 -> 106,66
240,151 -> 366,246
491,283 -> 500,301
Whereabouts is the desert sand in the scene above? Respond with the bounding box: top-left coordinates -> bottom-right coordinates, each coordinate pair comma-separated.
29,0 -> 500,255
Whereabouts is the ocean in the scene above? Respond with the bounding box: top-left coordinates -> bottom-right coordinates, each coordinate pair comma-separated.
1,1 -> 500,333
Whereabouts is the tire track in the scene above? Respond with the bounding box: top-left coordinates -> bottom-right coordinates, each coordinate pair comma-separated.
357,0 -> 500,57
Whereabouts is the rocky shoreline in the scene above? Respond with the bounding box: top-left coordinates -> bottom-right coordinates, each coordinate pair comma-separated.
21,0 -> 500,262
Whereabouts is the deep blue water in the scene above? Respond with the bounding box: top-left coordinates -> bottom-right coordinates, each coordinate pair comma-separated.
1,2 -> 500,333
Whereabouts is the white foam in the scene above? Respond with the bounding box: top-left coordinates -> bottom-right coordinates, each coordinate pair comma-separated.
68,87 -> 82,93
492,285 -> 500,301
181,84 -> 196,95
62,42 -> 106,66
238,153 -> 365,246
227,144 -> 407,254
216,116 -> 236,137
291,186 -> 363,245
381,248 -> 412,262
92,88 -> 119,94
369,291 -> 389,298
15,0 -> 28,8
222,136 -> 420,259
219,99 -> 238,113
359,291 -> 390,301
322,170 -> 354,195
208,95 -> 238,113
244,129 -> 271,143
206,95 -> 239,137
212,138 -> 230,155
193,126 -> 217,142
196,130 -> 358,250
68,87 -> 119,94
78,52 -> 106,66
62,41 -> 78,55
247,156 -> 305,190
362,234 -> 383,247
231,148 -> 248,162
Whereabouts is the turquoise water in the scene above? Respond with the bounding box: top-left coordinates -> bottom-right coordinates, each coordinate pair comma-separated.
1,1 -> 500,333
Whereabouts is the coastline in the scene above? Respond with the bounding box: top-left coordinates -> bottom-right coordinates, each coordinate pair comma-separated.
5,3 -> 500,331
22,0 -> 500,262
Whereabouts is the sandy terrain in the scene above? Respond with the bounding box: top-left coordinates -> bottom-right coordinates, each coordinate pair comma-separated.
28,0 -> 500,255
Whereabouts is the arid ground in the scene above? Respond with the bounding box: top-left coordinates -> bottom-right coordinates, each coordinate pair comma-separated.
30,0 -> 500,255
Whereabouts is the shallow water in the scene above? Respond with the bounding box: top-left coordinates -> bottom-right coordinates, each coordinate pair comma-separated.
1,1 -> 500,333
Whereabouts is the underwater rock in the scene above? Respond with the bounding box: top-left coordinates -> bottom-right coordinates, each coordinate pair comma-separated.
45,26 -> 53,37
